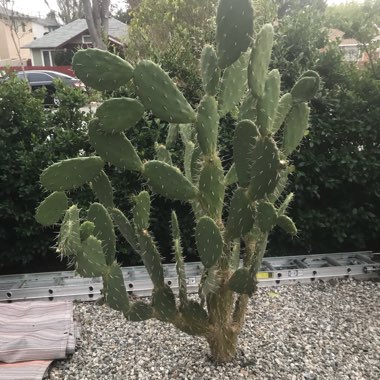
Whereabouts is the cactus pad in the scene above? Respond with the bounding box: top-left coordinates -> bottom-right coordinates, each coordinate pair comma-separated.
199,158 -> 225,220
132,191 -> 151,231
239,92 -> 257,121
201,45 -> 220,96
257,201 -> 278,232
248,136 -> 282,201
248,24 -> 274,99
196,216 -> 223,268
283,102 -> 310,156
257,69 -> 280,135
134,60 -> 195,123
35,191 -> 68,226
40,156 -> 104,192
291,76 -> 319,103
228,267 -> 256,295
126,301 -> 153,322
196,95 -> 219,156
57,205 -> 81,257
225,187 -> 255,239
143,160 -> 198,201
103,262 -> 130,312
233,119 -> 260,187
87,203 -> 116,265
165,124 -> 179,148
76,236 -> 107,277
219,52 -> 250,116
216,0 -> 254,69
272,93 -> 293,134
224,163 -> 238,186
95,98 -> 144,133
90,170 -> 114,208
152,284 -> 177,322
180,300 -> 209,335
73,48 -> 134,91
80,221 -> 95,242
277,215 -> 297,235
109,208 -> 138,253
88,120 -> 143,172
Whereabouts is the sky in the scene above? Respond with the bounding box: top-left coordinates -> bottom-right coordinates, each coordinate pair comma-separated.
9,0 -> 364,18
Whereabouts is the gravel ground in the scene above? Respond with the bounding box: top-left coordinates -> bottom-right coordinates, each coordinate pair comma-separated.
48,279 -> 379,380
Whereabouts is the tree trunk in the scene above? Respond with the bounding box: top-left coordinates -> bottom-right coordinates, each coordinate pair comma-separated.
83,0 -> 108,50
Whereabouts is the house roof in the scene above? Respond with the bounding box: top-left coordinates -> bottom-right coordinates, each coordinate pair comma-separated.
0,5 -> 31,19
328,28 -> 360,47
23,17 -> 127,49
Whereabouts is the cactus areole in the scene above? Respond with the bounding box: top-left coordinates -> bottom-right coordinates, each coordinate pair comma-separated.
36,0 -> 320,364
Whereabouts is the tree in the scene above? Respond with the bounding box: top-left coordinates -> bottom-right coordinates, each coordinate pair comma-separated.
56,0 -> 84,23
83,0 -> 111,50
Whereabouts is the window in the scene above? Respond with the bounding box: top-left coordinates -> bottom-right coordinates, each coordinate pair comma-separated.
42,50 -> 52,66
82,35 -> 92,44
27,73 -> 52,82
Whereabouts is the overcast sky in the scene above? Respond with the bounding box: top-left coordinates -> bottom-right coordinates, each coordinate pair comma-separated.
10,0 -> 363,18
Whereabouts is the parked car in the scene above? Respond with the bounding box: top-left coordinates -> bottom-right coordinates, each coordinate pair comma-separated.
15,70 -> 85,106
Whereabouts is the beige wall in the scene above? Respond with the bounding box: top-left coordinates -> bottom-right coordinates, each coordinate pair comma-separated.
0,17 -> 33,66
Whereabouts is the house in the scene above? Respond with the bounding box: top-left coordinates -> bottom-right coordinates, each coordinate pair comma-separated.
0,7 -> 60,66
328,28 -> 380,65
22,18 -> 128,67
0,6 -> 34,66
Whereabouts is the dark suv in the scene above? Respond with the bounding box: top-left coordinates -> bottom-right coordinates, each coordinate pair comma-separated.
15,70 -> 85,105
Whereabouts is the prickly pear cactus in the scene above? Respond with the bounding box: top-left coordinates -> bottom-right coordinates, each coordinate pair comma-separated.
36,0 -> 320,363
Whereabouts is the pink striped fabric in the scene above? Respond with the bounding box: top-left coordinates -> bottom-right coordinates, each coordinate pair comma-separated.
0,301 -> 77,380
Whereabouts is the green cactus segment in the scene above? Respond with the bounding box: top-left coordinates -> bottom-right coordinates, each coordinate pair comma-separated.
90,170 -> 114,208
199,159 -> 225,220
225,187 -> 255,239
87,203 -> 116,265
184,141 -> 195,181
196,95 -> 219,156
88,120 -> 143,172
109,208 -> 138,252
283,102 -> 310,156
152,284 -> 177,322
35,191 -> 68,226
239,92 -> 257,121
268,166 -> 293,203
199,267 -> 222,300
40,156 -> 104,192
230,239 -> 241,270
257,69 -> 281,135
57,205 -> 81,257
257,201 -> 278,232
103,261 -> 130,312
132,191 -> 151,231
143,161 -> 198,201
95,98 -> 144,133
76,236 -> 107,277
80,221 -> 95,241
277,214 -> 297,235
233,119 -> 260,187
126,301 -> 153,322
201,45 -> 220,96
224,163 -> 238,186
300,70 -> 321,94
134,60 -> 195,123
73,48 -> 134,91
171,211 -> 187,305
155,143 -> 173,165
219,52 -> 250,116
138,232 -> 164,287
195,216 -> 223,268
272,93 -> 293,135
216,0 -> 254,69
190,146 -> 203,184
248,24 -> 274,99
180,300 -> 209,335
228,267 -> 256,295
290,76 -> 319,103
248,136 -> 282,201
179,124 -> 194,145
166,124 -> 179,148
278,192 -> 294,215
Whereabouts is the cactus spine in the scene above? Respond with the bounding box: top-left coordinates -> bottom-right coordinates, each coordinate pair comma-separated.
37,0 -> 319,364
